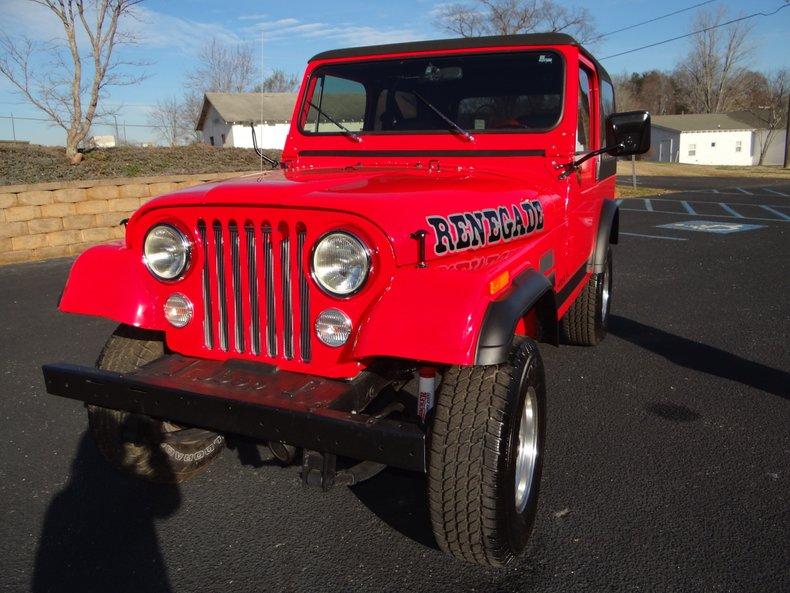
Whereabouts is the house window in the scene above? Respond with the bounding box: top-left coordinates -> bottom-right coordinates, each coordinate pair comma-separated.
688,143 -> 696,156
735,140 -> 742,152
221,133 -> 226,145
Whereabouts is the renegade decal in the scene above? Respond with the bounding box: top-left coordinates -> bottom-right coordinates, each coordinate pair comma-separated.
426,201 -> 544,255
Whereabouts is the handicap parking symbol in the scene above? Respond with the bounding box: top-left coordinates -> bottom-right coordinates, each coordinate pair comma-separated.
657,221 -> 765,234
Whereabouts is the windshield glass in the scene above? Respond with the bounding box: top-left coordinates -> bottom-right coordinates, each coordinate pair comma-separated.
300,51 -> 564,135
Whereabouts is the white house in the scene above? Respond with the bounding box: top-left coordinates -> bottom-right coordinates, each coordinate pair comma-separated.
196,92 -> 297,150
648,112 -> 786,166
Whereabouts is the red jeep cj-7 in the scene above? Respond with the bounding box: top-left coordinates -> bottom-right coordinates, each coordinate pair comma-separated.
43,33 -> 650,566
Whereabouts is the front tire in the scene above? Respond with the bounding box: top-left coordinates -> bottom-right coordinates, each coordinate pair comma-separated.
88,325 -> 225,484
427,338 -> 546,567
561,249 -> 612,346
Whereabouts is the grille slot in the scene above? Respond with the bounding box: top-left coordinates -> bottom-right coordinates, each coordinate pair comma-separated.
262,223 -> 277,357
281,232 -> 293,360
198,218 -> 309,363
245,223 -> 260,356
297,228 -> 311,362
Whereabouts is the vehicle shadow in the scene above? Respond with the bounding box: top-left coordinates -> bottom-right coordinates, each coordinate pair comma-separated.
350,467 -> 439,551
608,315 -> 789,400
32,433 -> 180,593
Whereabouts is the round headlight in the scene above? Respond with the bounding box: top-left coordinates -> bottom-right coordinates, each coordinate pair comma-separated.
144,224 -> 190,280
312,232 -> 370,296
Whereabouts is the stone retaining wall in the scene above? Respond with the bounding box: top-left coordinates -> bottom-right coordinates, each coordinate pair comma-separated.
0,171 -> 256,265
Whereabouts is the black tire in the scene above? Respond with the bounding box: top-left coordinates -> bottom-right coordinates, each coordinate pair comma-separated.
427,338 -> 546,567
561,249 -> 612,346
88,325 -> 225,484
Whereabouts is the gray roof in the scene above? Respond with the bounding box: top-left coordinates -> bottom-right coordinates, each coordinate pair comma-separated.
196,92 -> 298,129
651,112 -> 769,133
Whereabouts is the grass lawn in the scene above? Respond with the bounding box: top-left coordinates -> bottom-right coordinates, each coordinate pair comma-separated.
616,160 -> 790,179
0,143 -> 281,186
615,185 -> 669,199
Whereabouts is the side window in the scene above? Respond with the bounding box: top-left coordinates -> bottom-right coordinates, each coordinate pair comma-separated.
600,79 -> 615,147
576,68 -> 592,153
304,75 -> 366,133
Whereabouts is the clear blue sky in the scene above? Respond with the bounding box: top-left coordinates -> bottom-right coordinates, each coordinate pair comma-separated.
1,0 -> 788,145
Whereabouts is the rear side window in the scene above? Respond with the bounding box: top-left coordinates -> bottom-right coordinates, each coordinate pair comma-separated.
600,79 -> 615,147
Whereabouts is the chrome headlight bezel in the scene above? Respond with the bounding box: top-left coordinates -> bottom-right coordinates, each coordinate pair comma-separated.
143,223 -> 192,281
310,231 -> 371,297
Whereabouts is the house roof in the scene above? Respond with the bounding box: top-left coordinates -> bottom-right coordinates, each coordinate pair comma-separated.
651,112 -> 769,133
310,33 -> 611,84
196,92 -> 298,130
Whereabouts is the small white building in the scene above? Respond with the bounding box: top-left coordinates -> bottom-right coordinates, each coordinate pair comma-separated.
196,92 -> 297,150
90,135 -> 116,148
648,112 -> 786,166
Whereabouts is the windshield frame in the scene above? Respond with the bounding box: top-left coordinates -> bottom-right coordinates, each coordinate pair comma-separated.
297,49 -> 567,138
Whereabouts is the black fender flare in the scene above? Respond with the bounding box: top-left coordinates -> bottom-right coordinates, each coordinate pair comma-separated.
589,199 -> 619,274
475,270 -> 558,366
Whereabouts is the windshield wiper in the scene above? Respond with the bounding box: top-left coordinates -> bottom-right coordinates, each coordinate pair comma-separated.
411,91 -> 474,142
308,101 -> 361,142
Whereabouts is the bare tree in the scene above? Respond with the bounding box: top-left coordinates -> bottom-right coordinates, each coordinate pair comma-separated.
253,69 -> 299,93
182,38 -> 255,130
147,96 -> 191,146
678,7 -> 753,114
615,70 -> 686,115
434,0 -> 596,41
738,70 -> 788,165
0,0 -> 146,163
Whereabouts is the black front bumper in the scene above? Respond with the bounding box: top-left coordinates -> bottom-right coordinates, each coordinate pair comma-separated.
42,355 -> 425,472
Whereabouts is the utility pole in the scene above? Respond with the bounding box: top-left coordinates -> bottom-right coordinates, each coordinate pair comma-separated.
784,91 -> 790,169
10,112 -> 16,141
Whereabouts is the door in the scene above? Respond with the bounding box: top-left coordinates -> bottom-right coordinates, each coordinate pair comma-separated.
565,62 -> 600,278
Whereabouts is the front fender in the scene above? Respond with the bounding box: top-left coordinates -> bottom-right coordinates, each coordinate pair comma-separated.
354,267 -> 489,366
59,243 -> 167,330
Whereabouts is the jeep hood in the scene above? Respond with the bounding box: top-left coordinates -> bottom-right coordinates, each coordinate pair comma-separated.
133,166 -> 561,266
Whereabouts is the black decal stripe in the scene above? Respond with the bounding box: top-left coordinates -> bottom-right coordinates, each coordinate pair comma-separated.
299,149 -> 545,158
557,264 -> 588,307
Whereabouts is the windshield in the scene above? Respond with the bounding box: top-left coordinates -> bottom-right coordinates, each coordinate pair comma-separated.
300,51 -> 564,135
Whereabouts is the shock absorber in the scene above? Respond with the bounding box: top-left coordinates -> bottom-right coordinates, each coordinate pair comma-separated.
417,366 -> 436,423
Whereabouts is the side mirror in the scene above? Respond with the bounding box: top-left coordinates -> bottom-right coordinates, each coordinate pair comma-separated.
605,111 -> 650,156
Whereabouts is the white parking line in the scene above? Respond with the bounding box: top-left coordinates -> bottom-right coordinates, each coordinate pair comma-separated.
711,189 -> 720,194
681,201 -> 696,214
764,188 -> 789,197
719,203 -> 744,218
735,187 -> 752,195
760,205 -> 790,221
644,199 -> 653,212
620,232 -> 688,241
619,208 -> 786,223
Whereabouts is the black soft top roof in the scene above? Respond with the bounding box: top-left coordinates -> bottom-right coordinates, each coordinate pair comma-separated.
310,33 -> 611,83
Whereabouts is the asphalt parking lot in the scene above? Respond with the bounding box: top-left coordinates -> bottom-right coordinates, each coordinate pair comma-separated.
1,176 -> 788,593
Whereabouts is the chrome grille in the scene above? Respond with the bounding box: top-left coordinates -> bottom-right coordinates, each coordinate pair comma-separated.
199,218 -> 311,362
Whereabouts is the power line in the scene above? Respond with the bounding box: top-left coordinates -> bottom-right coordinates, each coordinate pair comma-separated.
0,113 -> 165,129
585,0 -> 720,43
600,3 -> 790,60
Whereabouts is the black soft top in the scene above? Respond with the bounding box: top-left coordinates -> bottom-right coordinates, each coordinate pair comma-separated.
310,33 -> 611,83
